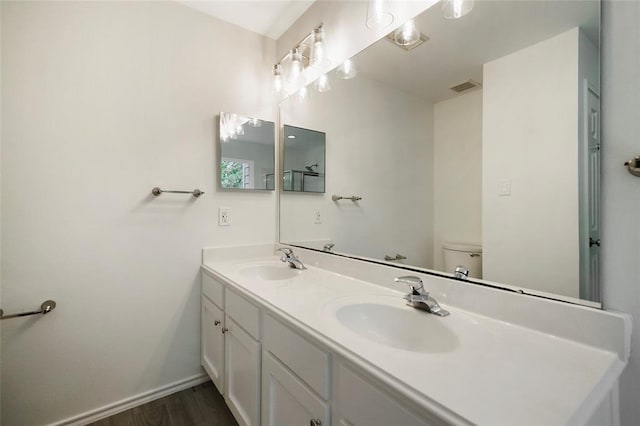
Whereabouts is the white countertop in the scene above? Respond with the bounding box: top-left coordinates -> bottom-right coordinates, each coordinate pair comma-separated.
202,244 -> 630,426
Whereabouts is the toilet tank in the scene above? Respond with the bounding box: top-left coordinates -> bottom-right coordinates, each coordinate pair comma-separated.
442,242 -> 483,279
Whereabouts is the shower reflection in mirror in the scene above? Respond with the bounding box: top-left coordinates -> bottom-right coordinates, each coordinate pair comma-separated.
218,112 -> 275,190
282,125 -> 326,193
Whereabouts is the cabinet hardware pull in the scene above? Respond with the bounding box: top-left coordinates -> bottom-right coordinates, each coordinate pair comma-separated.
310,419 -> 322,426
221,327 -> 229,334
214,320 -> 221,326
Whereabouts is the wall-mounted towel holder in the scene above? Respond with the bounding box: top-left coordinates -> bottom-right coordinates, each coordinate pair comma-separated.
332,194 -> 362,202
152,187 -> 204,198
0,300 -> 56,320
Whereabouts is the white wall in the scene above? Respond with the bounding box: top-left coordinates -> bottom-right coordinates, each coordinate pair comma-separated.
432,90 -> 483,272
601,1 -> 640,425
280,75 -> 434,267
0,2 -> 275,424
482,28 -> 581,297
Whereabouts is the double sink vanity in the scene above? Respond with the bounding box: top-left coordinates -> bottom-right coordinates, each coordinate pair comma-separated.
201,244 -> 630,426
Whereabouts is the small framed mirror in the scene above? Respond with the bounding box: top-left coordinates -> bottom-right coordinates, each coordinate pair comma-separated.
219,112 -> 275,190
282,124 -> 326,193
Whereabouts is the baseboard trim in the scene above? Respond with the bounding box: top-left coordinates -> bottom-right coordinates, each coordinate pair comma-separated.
51,373 -> 210,426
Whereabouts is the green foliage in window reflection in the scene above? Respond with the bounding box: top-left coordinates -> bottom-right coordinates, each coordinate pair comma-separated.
221,161 -> 243,188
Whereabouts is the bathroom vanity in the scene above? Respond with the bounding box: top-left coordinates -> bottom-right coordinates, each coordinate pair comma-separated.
201,244 -> 630,426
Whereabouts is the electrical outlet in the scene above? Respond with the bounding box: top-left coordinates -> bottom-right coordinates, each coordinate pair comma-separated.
218,207 -> 231,226
314,208 -> 322,224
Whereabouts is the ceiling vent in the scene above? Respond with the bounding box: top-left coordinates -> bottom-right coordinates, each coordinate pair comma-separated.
449,79 -> 481,93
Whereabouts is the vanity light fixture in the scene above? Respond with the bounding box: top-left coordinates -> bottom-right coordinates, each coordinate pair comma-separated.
442,0 -> 474,19
335,58 -> 357,80
366,0 -> 394,29
272,23 -> 331,97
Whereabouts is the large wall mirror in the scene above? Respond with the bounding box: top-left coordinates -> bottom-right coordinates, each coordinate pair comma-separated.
279,0 -> 601,305
219,112 -> 275,190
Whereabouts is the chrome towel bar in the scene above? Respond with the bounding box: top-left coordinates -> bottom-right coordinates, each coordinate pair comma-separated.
331,194 -> 362,202
0,300 -> 57,320
152,187 -> 204,198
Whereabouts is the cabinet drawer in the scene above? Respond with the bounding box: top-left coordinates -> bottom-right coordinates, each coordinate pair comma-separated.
334,362 -> 436,426
202,270 -> 224,308
263,314 -> 330,399
226,289 -> 260,339
262,351 -> 330,426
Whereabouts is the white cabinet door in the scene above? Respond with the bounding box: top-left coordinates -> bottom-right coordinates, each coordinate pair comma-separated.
262,351 -> 330,426
333,362 -> 435,426
225,316 -> 261,426
201,296 -> 225,394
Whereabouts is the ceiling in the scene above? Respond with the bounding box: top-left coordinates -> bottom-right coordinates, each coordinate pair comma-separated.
177,0 -> 315,40
355,0 -> 600,103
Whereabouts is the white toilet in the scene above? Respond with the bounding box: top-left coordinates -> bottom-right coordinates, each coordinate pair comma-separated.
442,242 -> 483,279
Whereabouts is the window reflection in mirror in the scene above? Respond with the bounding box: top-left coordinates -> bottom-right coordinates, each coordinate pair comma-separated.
282,125 -> 326,193
219,112 -> 275,190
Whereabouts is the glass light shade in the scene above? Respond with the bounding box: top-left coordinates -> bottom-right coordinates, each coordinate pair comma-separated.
393,20 -> 420,46
366,0 -> 394,29
289,48 -> 304,87
335,59 -> 357,80
310,27 -> 330,68
314,74 -> 331,93
289,49 -> 302,82
273,64 -> 283,95
442,0 -> 474,19
294,86 -> 309,103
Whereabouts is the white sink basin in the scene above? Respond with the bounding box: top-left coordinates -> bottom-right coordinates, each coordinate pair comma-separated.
239,263 -> 301,281
334,300 -> 459,353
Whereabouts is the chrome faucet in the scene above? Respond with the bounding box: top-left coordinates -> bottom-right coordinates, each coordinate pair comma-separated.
394,276 -> 449,317
323,243 -> 335,252
277,248 -> 306,270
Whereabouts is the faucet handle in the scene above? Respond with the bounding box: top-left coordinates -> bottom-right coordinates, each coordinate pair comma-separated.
454,266 -> 469,279
277,247 -> 293,256
394,276 -> 425,294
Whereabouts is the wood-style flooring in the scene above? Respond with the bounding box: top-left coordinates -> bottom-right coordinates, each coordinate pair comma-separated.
87,381 -> 238,426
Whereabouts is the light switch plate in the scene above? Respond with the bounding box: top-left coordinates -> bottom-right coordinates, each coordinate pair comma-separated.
498,179 -> 511,196
314,208 -> 322,224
